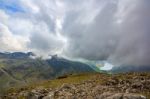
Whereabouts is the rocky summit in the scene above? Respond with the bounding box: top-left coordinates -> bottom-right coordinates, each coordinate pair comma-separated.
1,72 -> 150,99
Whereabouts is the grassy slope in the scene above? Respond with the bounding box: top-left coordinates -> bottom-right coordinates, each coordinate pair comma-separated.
0,58 -> 52,93
0,57 -> 95,95
6,73 -> 96,93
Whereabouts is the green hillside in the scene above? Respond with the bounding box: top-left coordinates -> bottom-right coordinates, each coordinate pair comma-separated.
0,53 -> 95,94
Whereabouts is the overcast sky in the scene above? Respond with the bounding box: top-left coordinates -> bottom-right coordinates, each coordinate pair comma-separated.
0,0 -> 150,66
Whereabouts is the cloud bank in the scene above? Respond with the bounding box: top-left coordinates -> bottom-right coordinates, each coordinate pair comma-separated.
0,0 -> 150,67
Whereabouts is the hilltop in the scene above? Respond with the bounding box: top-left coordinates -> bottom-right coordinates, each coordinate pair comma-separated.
2,72 -> 150,99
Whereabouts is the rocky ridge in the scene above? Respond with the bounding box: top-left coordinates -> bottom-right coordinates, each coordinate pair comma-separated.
2,73 -> 150,99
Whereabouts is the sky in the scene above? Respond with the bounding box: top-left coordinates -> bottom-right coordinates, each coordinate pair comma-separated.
0,0 -> 150,67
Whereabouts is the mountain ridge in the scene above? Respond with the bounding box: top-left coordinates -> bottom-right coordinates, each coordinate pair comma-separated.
0,52 -> 95,94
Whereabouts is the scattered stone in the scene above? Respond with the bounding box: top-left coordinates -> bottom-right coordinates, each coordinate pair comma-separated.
2,73 -> 150,99
97,92 -> 146,99
43,92 -> 54,99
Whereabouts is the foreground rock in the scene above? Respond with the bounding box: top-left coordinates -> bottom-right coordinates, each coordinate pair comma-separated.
25,91 -> 146,99
97,92 -> 146,99
2,73 -> 150,99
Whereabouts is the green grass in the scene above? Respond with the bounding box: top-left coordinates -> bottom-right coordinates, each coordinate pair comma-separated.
39,73 -> 95,88
6,73 -> 96,94
0,63 -> 5,67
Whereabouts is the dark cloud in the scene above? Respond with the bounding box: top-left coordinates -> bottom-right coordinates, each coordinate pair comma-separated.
110,0 -> 150,66
0,0 -> 150,68
62,1 -> 118,60
62,0 -> 150,67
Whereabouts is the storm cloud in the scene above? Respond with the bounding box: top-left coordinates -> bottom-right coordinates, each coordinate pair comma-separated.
0,0 -> 150,67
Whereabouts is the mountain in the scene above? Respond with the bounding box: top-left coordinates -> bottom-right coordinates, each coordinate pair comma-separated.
0,52 -> 35,59
111,65 -> 150,73
46,55 -> 94,76
0,52 -> 95,93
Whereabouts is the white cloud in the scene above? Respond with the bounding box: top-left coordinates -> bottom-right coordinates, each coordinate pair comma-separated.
0,10 -> 28,51
0,23 -> 28,51
0,0 -> 150,67
0,10 -> 9,24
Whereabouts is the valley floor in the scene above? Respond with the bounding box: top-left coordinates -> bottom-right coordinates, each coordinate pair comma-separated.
1,72 -> 150,99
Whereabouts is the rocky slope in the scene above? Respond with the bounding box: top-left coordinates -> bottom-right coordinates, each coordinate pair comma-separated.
2,72 -> 150,99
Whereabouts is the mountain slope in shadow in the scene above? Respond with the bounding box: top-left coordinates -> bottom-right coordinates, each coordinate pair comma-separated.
0,52 -> 95,93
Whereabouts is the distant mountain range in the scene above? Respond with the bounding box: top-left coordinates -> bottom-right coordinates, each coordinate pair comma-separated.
0,52 -> 95,93
1,52 -> 149,93
0,52 -> 35,59
111,65 -> 150,73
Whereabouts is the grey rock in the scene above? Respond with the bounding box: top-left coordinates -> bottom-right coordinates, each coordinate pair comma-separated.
96,92 -> 146,99
123,94 -> 146,99
26,91 -> 44,99
43,92 -> 54,99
